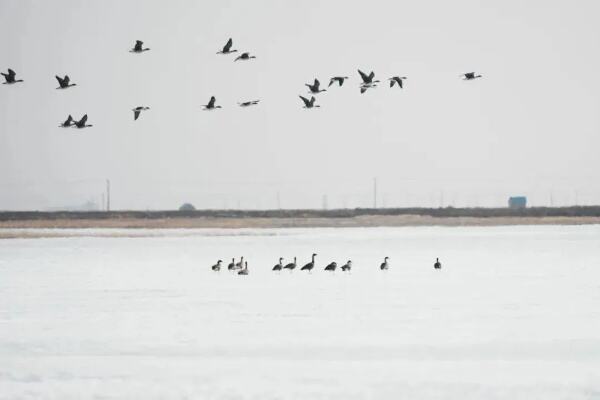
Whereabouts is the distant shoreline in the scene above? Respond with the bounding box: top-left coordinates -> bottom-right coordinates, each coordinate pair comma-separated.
1,208 -> 599,237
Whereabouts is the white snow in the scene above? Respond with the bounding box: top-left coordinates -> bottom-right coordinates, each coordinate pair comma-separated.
1,225 -> 599,399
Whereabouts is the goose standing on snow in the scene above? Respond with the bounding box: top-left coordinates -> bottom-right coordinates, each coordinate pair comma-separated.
329,76 -> 349,87
341,260 -> 352,271
228,258 -> 236,270
238,261 -> 249,275
434,258 -> 442,269
132,106 -> 150,120
55,75 -> 76,89
1,69 -> 23,84
235,256 -> 244,269
301,253 -> 317,272
283,257 -> 297,270
389,76 -> 407,88
306,79 -> 326,94
203,96 -> 222,110
130,40 -> 150,53
212,260 -> 222,271
324,261 -> 337,271
234,52 -> 256,61
59,115 -> 74,128
238,100 -> 260,107
217,38 -> 237,55
73,114 -> 93,129
273,257 -> 284,271
299,95 -> 320,109
380,256 -> 389,270
461,72 -> 482,80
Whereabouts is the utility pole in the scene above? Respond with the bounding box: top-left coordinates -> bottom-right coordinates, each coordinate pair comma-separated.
373,178 -> 377,208
106,179 -> 111,212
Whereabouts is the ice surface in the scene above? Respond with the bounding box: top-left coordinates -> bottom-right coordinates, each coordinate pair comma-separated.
1,226 -> 599,399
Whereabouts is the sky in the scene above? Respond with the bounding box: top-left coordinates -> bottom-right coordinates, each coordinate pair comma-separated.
1,0 -> 599,210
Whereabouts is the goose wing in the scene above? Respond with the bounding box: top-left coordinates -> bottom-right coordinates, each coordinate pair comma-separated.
134,40 -> 143,51
55,75 -> 64,85
208,96 -> 216,108
358,69 -> 369,83
7,69 -> 16,77
134,110 -> 141,120
299,95 -> 311,107
223,38 -> 233,52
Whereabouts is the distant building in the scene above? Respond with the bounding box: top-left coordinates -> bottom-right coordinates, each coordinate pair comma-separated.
508,196 -> 527,209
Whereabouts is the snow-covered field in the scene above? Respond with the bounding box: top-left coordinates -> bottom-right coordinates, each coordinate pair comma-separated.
1,226 -> 599,399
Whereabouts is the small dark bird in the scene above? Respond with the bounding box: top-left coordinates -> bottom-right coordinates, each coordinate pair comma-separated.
130,40 -> 150,53
329,76 -> 349,87
132,106 -> 150,120
389,76 -> 407,88
228,258 -> 236,270
434,258 -> 442,269
341,260 -> 352,271
212,260 -> 222,271
324,261 -> 337,271
235,256 -> 244,269
203,96 -> 221,110
1,69 -> 23,84
380,256 -> 389,270
461,72 -> 482,80
299,95 -> 320,109
301,253 -> 317,272
358,69 -> 379,85
55,75 -> 76,89
273,257 -> 284,271
283,257 -> 297,270
238,100 -> 260,107
217,38 -> 237,54
238,261 -> 249,275
73,114 -> 93,128
234,52 -> 256,61
59,115 -> 74,128
306,79 -> 326,94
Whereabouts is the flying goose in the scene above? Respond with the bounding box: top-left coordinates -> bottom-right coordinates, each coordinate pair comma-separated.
73,114 -> 93,128
306,79 -> 326,94
329,76 -> 349,87
217,38 -> 237,54
130,40 -> 150,53
283,257 -> 297,270
132,106 -> 150,120
1,69 -> 23,84
301,253 -> 317,272
59,115 -> 74,128
238,100 -> 260,107
273,257 -> 284,271
380,257 -> 389,270
358,69 -> 379,94
389,76 -> 407,88
212,260 -> 222,271
299,95 -> 319,109
461,72 -> 482,80
55,75 -> 76,89
234,52 -> 256,61
203,96 -> 221,110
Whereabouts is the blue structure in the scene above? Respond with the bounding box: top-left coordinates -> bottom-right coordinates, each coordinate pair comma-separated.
508,196 -> 527,209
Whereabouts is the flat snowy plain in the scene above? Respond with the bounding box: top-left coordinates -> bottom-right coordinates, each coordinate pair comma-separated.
1,225 -> 599,399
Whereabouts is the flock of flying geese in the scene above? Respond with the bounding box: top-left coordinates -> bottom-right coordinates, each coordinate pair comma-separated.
211,255 -> 443,275
2,38 -> 483,125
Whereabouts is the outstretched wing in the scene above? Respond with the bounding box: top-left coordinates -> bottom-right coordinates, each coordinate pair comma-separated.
358,69 -> 369,83
55,75 -> 64,85
134,110 -> 141,120
299,95 -> 310,107
368,71 -> 375,81
79,114 -> 88,125
223,38 -> 233,52
314,79 -> 320,89
309,96 -> 316,106
465,72 -> 475,79
7,69 -> 16,77
63,75 -> 70,85
208,96 -> 216,108
134,40 -> 143,51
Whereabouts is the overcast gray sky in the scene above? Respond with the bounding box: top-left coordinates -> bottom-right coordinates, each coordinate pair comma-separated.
1,0 -> 599,210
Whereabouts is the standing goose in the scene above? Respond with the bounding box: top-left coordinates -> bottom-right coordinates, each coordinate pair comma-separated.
73,114 -> 93,128
228,258 -> 236,270
461,72 -> 482,80
273,257 -> 284,271
301,253 -> 317,272
203,96 -> 222,110
212,260 -> 222,271
283,257 -> 297,270
380,256 -> 389,270
299,95 -> 320,109
306,79 -> 326,94
132,106 -> 150,120
130,40 -> 150,53
59,115 -> 74,128
238,100 -> 260,107
324,261 -> 337,271
55,75 -> 76,89
388,76 -> 407,88
217,38 -> 237,55
238,261 -> 249,275
1,69 -> 23,84
234,52 -> 256,61
235,256 -> 244,269
434,258 -> 442,269
341,260 -> 352,271
329,76 -> 349,87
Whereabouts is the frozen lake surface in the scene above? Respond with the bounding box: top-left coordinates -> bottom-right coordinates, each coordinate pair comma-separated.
1,225 -> 599,399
